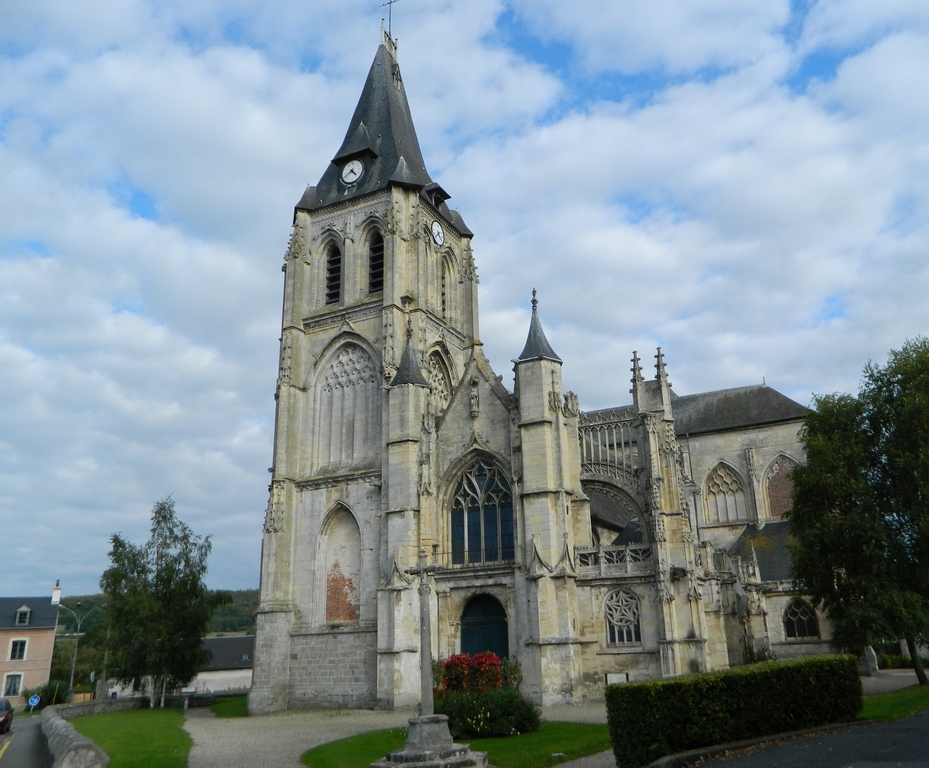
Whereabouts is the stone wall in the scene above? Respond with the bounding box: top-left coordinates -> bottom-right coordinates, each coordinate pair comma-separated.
288,627 -> 377,708
53,697 -> 147,719
42,705 -> 112,768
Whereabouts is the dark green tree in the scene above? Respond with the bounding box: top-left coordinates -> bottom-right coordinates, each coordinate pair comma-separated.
789,337 -> 929,685
100,496 -> 229,705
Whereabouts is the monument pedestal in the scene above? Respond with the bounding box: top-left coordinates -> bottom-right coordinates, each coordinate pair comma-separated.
370,715 -> 487,768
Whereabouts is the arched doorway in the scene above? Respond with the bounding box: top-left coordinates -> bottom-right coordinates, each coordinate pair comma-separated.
460,594 -> 509,659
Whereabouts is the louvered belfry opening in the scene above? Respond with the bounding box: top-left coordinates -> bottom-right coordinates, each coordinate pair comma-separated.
368,232 -> 384,294
325,243 -> 342,304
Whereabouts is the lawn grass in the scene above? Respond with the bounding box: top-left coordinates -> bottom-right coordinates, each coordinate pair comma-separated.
861,684 -> 929,722
211,695 -> 248,718
70,708 -> 191,768
302,722 -> 611,768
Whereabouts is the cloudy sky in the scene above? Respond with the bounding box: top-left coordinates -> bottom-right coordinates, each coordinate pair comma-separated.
2,1 -> 927,597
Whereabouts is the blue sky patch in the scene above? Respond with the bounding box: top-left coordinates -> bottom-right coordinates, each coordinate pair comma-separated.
816,294 -> 846,324
128,190 -> 159,221
0,239 -> 50,258
108,177 -> 159,221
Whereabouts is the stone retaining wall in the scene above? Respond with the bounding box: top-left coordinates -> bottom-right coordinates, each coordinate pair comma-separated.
41,706 -> 111,768
53,697 -> 148,719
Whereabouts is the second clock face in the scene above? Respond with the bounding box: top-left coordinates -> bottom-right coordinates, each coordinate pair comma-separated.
431,220 -> 445,246
341,159 -> 364,184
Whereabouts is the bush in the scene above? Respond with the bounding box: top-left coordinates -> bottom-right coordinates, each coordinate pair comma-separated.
605,655 -> 862,768
878,653 -> 929,670
434,653 -> 539,739
435,687 -> 541,738
20,681 -> 71,710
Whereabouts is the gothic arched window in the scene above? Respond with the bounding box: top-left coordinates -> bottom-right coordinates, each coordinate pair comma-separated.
440,258 -> 451,320
766,455 -> 797,519
451,460 -> 514,565
325,242 -> 342,305
783,598 -> 819,639
605,589 -> 641,646
316,344 -> 380,467
368,231 -> 384,294
705,463 -> 748,523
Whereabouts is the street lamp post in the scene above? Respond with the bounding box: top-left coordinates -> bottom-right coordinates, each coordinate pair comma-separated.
58,602 -> 101,694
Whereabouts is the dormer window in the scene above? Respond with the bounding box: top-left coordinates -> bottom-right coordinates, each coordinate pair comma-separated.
15,607 -> 30,626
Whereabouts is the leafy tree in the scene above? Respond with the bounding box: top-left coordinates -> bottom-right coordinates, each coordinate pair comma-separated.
100,496 -> 229,705
789,338 -> 929,685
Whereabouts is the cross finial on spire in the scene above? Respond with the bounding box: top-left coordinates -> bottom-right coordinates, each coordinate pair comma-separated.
406,315 -> 413,342
381,0 -> 400,36
531,288 -> 538,310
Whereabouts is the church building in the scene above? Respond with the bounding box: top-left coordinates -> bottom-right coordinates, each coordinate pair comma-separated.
248,31 -> 828,714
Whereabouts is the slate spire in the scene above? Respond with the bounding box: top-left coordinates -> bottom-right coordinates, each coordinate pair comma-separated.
297,29 -> 434,212
391,319 -> 429,387
516,290 -> 562,363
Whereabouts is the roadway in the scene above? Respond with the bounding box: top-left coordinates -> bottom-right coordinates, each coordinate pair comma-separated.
0,716 -> 47,768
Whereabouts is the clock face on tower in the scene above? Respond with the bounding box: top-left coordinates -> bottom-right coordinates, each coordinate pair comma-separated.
340,159 -> 364,185
431,220 -> 445,246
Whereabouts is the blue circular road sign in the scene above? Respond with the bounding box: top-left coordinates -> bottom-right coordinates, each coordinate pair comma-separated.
28,695 -> 40,706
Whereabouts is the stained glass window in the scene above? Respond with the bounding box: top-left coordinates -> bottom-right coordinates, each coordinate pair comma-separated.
451,460 -> 514,565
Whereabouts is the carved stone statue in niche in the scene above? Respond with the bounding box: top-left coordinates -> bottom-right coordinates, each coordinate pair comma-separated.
469,377 -> 480,418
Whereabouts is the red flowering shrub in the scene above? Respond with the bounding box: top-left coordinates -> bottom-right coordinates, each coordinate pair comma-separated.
442,654 -> 472,691
469,652 -> 504,692
436,653 -> 540,738
441,652 -> 503,692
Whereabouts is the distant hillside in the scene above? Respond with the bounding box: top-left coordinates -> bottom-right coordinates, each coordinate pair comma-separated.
59,589 -> 259,635
206,589 -> 259,635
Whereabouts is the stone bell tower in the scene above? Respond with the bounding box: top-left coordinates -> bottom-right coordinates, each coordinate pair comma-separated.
250,29 -> 480,714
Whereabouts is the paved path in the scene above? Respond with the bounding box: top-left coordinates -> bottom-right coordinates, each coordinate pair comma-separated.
697,709 -> 929,767
182,672 -> 924,768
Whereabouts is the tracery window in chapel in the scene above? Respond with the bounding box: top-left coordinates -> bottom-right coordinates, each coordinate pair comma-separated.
705,463 -> 748,523
605,589 -> 642,647
451,460 -> 514,565
765,455 -> 797,519
325,242 -> 342,305
317,344 -> 380,467
427,352 -> 452,412
783,598 -> 819,639
368,231 -> 384,294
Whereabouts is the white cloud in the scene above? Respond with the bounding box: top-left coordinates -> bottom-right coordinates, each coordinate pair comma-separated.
2,0 -> 928,595
509,0 -> 791,74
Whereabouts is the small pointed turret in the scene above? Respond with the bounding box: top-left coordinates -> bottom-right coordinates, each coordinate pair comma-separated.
516,290 -> 562,363
390,319 -> 429,387
655,347 -> 670,387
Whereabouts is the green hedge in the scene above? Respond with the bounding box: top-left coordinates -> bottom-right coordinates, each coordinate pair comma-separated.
605,655 -> 862,768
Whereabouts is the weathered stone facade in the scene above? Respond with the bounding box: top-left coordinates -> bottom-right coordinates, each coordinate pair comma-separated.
248,31 -> 828,714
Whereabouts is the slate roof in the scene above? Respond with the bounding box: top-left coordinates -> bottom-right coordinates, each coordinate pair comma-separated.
584,384 -> 807,436
670,385 -> 808,435
390,331 -> 429,387
727,521 -> 793,582
295,39 -> 471,238
0,596 -> 59,631
201,636 -> 255,672
516,295 -> 561,363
